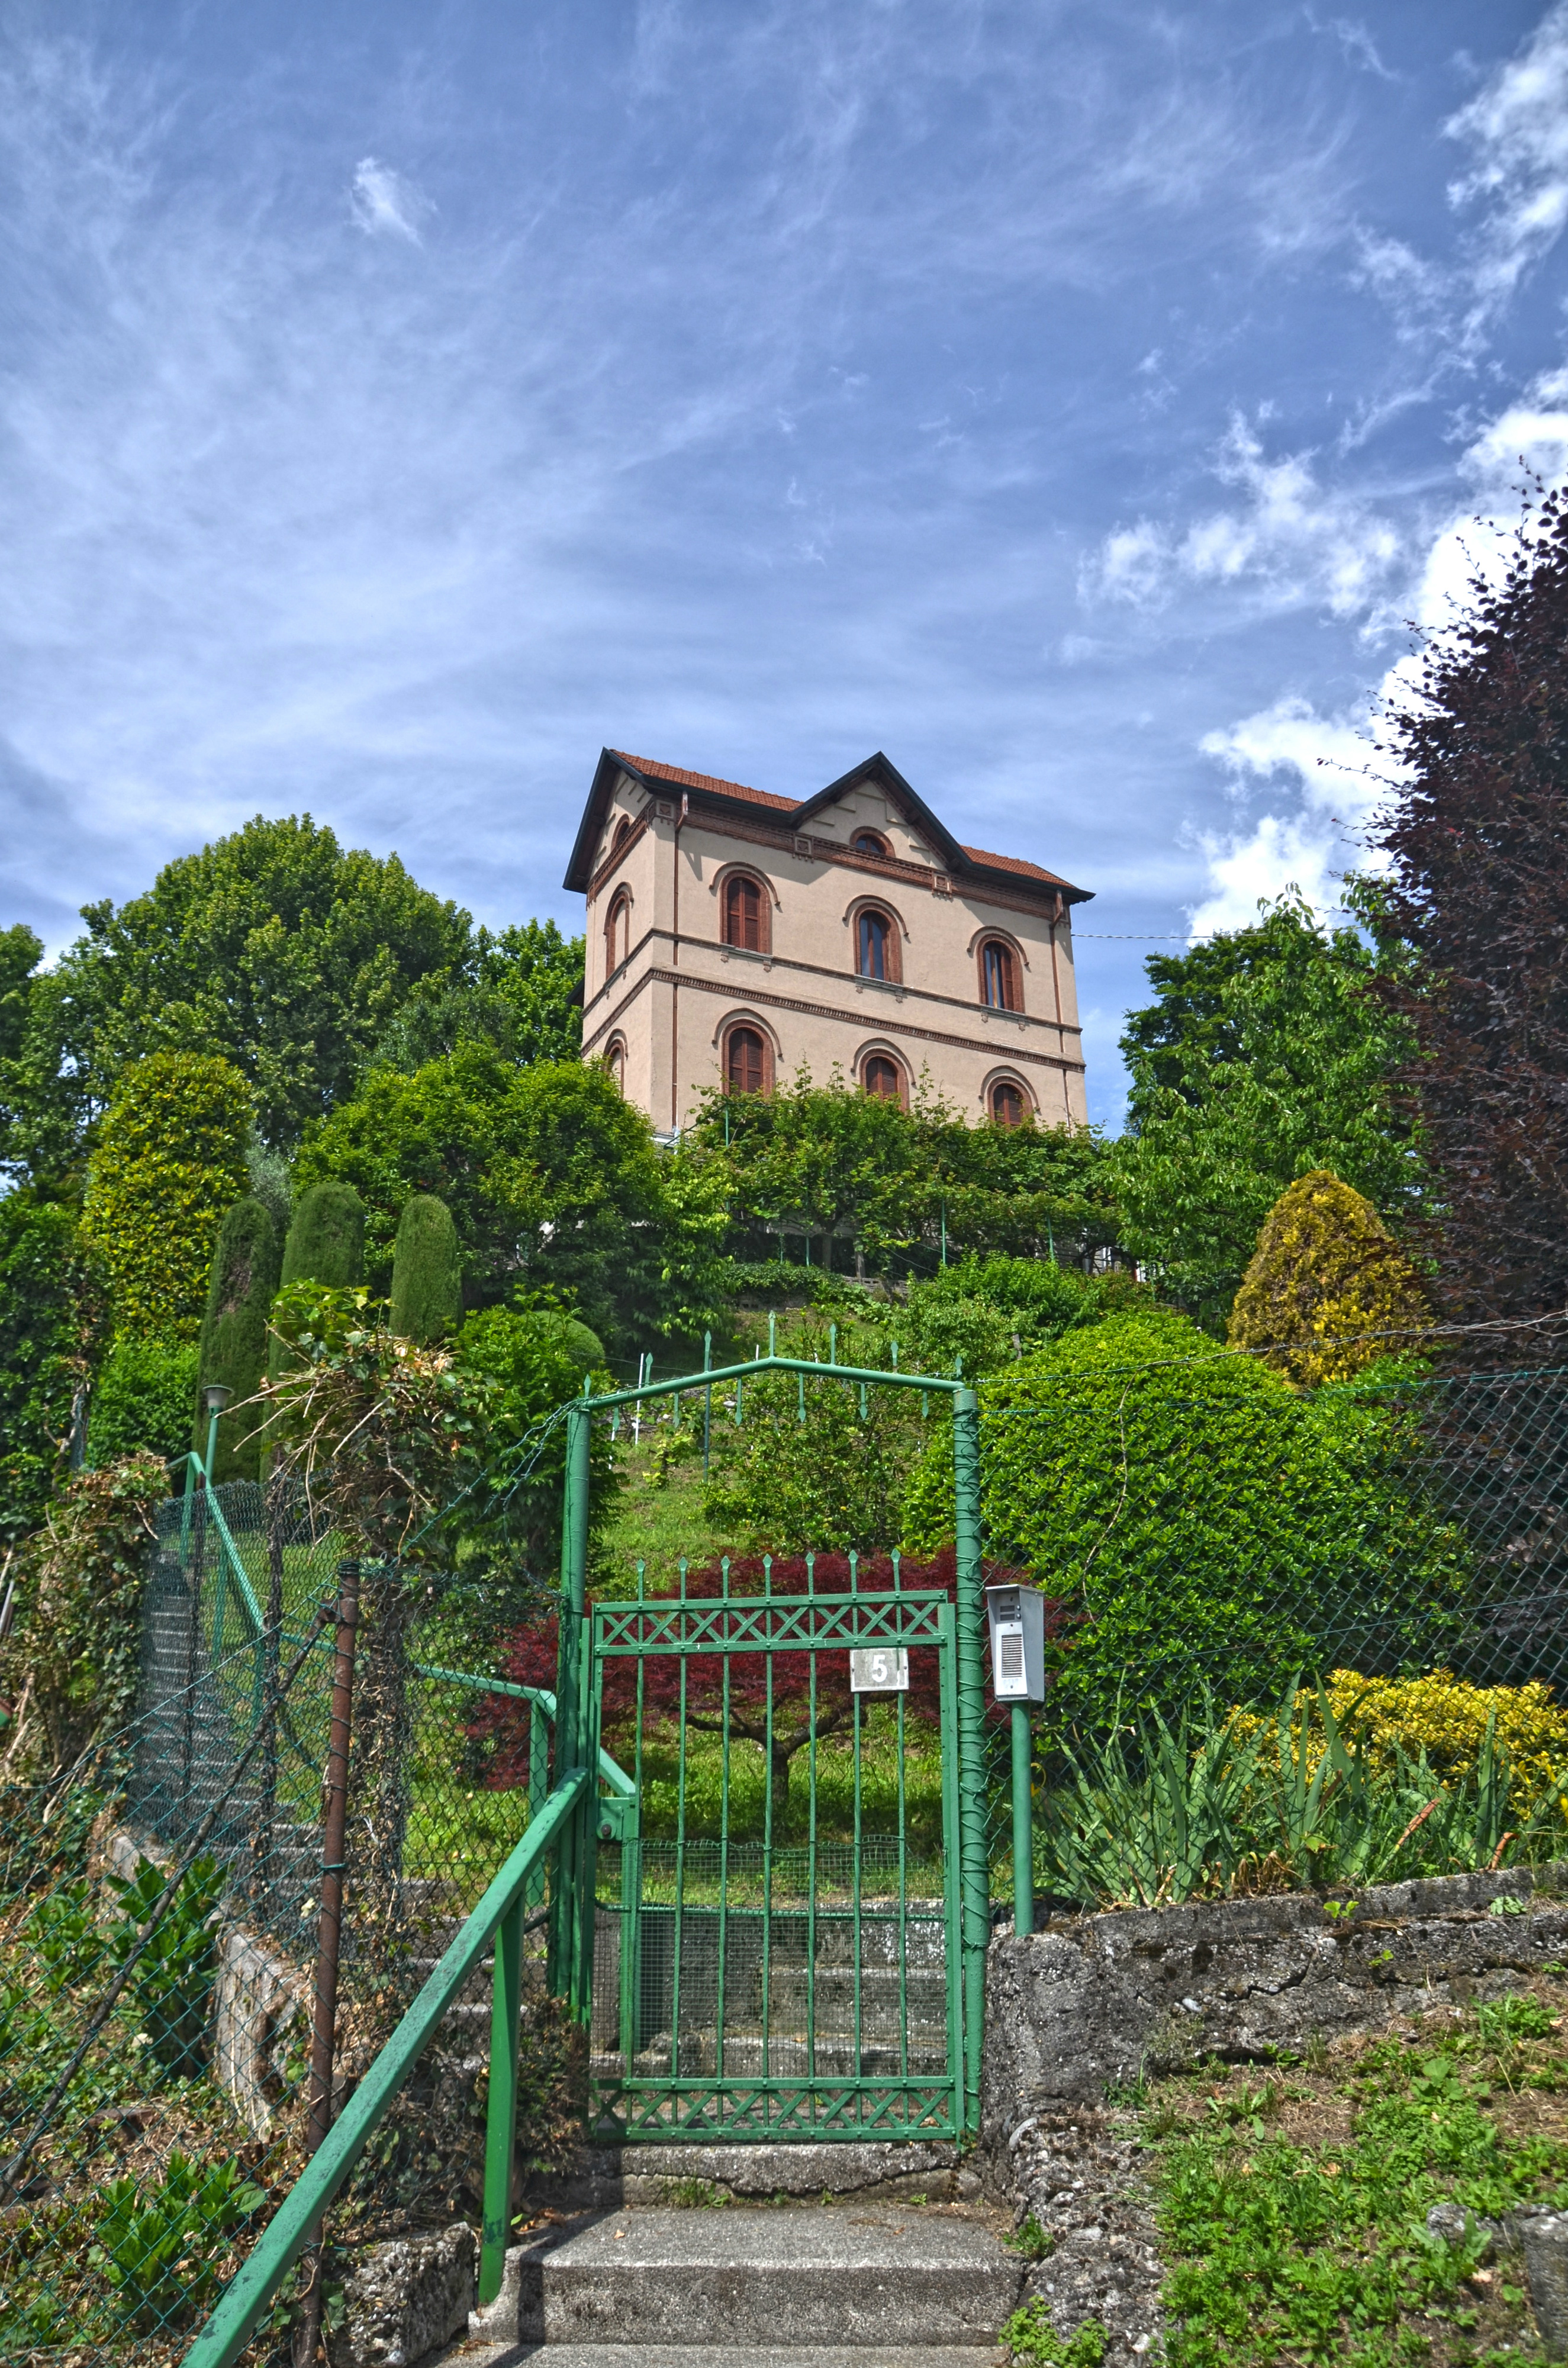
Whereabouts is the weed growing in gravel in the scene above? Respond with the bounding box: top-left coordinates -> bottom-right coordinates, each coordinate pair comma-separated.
1002,2298 -> 1107,2366
1140,1982 -> 1568,2365
1004,2212 -> 1055,2261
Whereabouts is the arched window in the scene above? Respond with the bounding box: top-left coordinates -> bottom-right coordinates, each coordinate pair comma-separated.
722,873 -> 766,951
990,1078 -> 1027,1128
980,939 -> 1019,1011
604,1038 -> 626,1093
605,891 -> 631,976
857,908 -> 892,980
854,829 -> 889,860
726,1026 -> 767,1095
862,1054 -> 903,1102
611,815 -> 632,852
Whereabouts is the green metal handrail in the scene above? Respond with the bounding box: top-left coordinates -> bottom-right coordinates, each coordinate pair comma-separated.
184,1763 -> 591,2368
413,1661 -> 636,1797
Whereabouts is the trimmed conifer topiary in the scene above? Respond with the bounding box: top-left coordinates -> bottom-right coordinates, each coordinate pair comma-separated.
279,1181 -> 365,1291
388,1193 -> 462,1343
1227,1167 -> 1427,1386
193,1197 -> 281,1483
265,1183 -> 367,1460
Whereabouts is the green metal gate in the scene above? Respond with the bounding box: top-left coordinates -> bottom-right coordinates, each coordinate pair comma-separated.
549,1352 -> 991,2142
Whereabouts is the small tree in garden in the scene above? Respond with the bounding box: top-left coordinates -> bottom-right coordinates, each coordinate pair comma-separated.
81,1052 -> 252,1340
1228,1169 -> 1429,1386
479,1550 -> 1035,1828
0,1453 -> 169,1772
193,1196 -> 281,1481
279,1179 -> 365,1290
699,1367 -> 922,1553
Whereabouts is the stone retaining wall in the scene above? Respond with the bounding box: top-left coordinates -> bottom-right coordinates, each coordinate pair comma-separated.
978,1860 -> 1568,2364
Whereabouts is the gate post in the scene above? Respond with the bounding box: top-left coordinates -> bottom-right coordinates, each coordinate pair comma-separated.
951,1385 -> 988,2136
550,1400 -> 594,2004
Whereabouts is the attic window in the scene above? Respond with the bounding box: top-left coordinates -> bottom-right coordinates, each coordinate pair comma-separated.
853,830 -> 890,860
611,816 -> 632,852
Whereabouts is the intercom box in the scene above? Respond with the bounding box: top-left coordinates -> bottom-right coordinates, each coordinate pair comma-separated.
984,1582 -> 1047,1702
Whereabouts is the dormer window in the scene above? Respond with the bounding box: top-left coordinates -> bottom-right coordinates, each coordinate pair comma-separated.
722,872 -> 768,953
857,908 -> 891,980
980,938 -> 1020,1012
853,830 -> 890,860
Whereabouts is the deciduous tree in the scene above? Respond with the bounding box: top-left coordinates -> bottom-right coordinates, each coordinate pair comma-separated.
1371,489 -> 1568,1330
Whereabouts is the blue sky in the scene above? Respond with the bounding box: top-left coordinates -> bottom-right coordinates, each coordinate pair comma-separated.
2,1 -> 1566,1126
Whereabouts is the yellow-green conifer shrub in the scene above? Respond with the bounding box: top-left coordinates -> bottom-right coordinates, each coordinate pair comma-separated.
82,1053 -> 252,1340
1227,1167 -> 1426,1385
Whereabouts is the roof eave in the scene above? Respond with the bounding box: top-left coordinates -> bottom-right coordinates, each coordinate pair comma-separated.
562,748 -> 636,892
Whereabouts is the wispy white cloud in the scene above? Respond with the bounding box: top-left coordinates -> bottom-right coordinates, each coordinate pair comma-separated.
1447,1 -> 1568,320
1083,413 -> 1404,619
1187,368 -> 1568,932
349,156 -> 431,242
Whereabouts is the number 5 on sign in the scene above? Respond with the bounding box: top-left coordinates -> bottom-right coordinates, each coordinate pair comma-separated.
849,1646 -> 909,1693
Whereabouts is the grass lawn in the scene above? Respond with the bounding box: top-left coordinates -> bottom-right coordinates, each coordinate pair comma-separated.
596,1430 -> 733,1593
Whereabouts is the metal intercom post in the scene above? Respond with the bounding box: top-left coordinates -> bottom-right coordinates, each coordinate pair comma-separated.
985,1584 -> 1047,1936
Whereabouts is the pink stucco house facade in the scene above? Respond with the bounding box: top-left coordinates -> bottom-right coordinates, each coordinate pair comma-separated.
564,749 -> 1092,1135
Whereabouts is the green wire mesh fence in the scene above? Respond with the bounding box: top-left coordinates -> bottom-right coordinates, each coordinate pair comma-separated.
0,1475 -> 568,2365
971,1355 -> 1568,1903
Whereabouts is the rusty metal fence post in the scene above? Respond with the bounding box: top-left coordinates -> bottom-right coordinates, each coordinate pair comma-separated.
294,1558 -> 362,2368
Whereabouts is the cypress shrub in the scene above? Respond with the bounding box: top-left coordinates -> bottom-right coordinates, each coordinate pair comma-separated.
266,1183 -> 366,1446
193,1197 -> 282,1482
388,1193 -> 462,1343
1228,1168 -> 1427,1386
279,1181 -> 365,1291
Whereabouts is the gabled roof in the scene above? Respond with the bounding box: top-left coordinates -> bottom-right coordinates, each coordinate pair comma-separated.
562,747 -> 1091,903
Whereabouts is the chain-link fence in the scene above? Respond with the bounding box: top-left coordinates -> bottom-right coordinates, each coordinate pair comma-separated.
0,1474 -> 566,2364
971,1354 -> 1568,1904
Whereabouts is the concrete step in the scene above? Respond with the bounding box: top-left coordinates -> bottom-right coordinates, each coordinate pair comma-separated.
447,2347 -> 1001,2367
471,2206 -> 1022,2352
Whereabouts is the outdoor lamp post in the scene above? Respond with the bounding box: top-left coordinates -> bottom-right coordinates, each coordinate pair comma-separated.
201,1383 -> 231,1484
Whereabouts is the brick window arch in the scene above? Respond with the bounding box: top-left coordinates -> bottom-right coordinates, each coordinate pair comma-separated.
722,871 -> 769,953
603,1035 -> 626,1093
611,815 -> 632,853
989,1075 -> 1031,1128
857,906 -> 893,980
605,890 -> 632,976
725,1023 -> 771,1096
861,1050 -> 906,1105
853,829 -> 890,859
978,937 -> 1022,1012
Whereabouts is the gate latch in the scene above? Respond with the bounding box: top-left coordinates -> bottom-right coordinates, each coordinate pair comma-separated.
596,1794 -> 639,1843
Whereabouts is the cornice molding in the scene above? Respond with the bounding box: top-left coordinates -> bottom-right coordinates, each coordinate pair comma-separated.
584,961 -> 1085,1076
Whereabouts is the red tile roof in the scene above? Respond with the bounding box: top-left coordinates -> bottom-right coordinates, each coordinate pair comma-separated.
960,844 -> 1073,889
611,752 -> 799,813
612,752 -> 1070,891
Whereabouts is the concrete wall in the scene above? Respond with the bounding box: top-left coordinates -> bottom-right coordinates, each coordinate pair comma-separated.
581,768 -> 1086,1135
